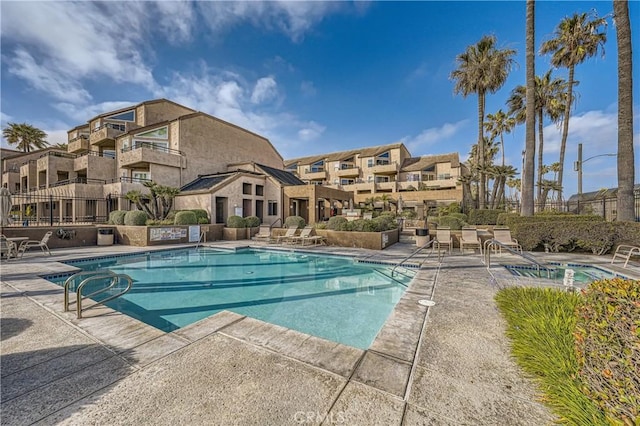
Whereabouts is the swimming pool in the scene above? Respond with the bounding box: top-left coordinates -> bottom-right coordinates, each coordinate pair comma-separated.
49,248 -> 413,349
505,263 -> 627,284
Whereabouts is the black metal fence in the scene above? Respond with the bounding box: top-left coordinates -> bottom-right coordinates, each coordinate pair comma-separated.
4,193 -> 132,227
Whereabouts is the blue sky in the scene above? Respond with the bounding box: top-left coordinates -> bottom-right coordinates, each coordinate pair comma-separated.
1,1 -> 638,195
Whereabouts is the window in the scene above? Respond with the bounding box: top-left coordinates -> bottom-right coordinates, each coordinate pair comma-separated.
135,126 -> 168,139
367,159 -> 374,168
268,201 -> 278,216
256,185 -> 264,196
106,110 -> 135,122
133,172 -> 150,182
341,178 -> 355,185
243,183 -> 252,195
133,140 -> 168,152
309,160 -> 324,173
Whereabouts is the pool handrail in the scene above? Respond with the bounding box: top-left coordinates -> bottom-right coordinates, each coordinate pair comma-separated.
484,239 -> 555,278
76,273 -> 133,319
64,270 -> 116,311
391,239 -> 436,277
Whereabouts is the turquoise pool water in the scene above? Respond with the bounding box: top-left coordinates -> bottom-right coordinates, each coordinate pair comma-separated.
49,248 -> 413,349
505,263 -> 626,284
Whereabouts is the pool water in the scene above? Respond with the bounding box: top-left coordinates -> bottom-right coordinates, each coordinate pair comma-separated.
50,248 -> 413,349
505,263 -> 625,284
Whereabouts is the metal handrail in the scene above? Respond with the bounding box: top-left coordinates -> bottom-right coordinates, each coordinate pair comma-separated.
76,273 -> 133,319
64,270 -> 116,311
269,218 -> 283,230
483,239 -> 555,278
391,239 -> 435,277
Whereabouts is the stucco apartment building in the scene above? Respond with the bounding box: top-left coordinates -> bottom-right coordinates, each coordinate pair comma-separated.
284,143 -> 466,216
1,99 -> 301,225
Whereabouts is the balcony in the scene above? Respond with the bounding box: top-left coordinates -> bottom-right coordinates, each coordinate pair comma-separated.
301,168 -> 327,181
336,166 -> 360,177
119,143 -> 183,169
74,151 -> 116,174
370,161 -> 398,175
90,123 -> 126,146
68,136 -> 90,153
49,177 -> 106,188
375,181 -> 397,191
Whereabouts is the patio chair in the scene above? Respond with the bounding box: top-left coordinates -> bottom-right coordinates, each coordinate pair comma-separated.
492,228 -> 522,253
460,227 -> 482,255
251,225 -> 274,243
0,235 -> 17,260
276,226 -> 299,244
290,226 -> 326,246
17,231 -> 53,258
434,226 -> 452,254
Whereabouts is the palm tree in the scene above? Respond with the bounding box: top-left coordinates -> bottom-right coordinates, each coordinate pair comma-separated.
522,0 -> 536,217
2,123 -> 49,152
508,71 -> 567,199
484,110 -> 516,166
614,0 -> 635,222
451,35 -> 516,209
540,11 -> 607,202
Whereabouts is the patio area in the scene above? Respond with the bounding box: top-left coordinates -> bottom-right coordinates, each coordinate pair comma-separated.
2,242 -> 637,425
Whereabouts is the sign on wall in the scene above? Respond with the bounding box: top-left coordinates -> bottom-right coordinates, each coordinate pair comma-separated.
188,225 -> 201,242
149,227 -> 187,241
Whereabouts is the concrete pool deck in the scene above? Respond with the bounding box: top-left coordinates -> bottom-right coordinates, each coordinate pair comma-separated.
2,243 -> 638,425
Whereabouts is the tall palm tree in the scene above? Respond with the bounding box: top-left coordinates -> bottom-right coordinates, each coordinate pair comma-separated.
508,71 -> 567,199
451,35 -> 516,209
2,123 -> 49,152
614,0 -> 635,221
522,0 -> 536,217
484,109 -> 516,166
540,11 -> 607,202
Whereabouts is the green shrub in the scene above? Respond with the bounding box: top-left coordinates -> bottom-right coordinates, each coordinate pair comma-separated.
327,216 -> 348,230
449,212 -> 468,223
226,215 -> 246,228
496,212 -> 520,226
174,211 -> 198,225
190,209 -> 209,223
198,217 -> 209,224
124,210 -> 148,226
166,210 -> 181,221
469,209 -> 504,225
108,210 -> 127,225
436,215 -> 466,230
146,219 -> 173,226
400,209 -> 417,219
508,218 -> 614,253
348,219 -> 381,232
495,287 -> 607,425
285,215 -> 305,229
245,215 -> 260,228
612,221 -> 640,247
575,278 -> 640,424
373,215 -> 397,231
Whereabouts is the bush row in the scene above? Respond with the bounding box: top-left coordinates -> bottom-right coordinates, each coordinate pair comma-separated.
321,215 -> 397,232
109,209 -> 210,226
225,215 -> 261,228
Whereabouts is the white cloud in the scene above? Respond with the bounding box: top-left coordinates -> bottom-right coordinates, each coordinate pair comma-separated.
297,121 -> 326,141
251,77 -> 278,104
300,81 -> 317,97
155,0 -> 195,44
401,120 -> 469,154
54,101 -> 139,123
0,112 -> 14,126
543,110 -> 618,155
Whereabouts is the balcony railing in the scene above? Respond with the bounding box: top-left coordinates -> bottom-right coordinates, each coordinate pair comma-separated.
120,142 -> 182,156
106,177 -> 152,184
49,177 -> 107,188
93,123 -> 126,132
39,151 -> 77,159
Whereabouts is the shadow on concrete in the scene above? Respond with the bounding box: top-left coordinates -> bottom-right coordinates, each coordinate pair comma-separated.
0,318 -> 33,341
1,343 -> 132,425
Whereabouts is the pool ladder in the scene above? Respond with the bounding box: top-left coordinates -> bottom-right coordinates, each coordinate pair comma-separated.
483,239 -> 555,278
391,239 -> 438,277
63,271 -> 133,319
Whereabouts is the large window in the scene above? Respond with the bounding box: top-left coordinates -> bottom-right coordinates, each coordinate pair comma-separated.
132,172 -> 150,182
135,127 -> 168,139
309,160 -> 324,173
268,201 -> 278,216
243,183 -> 252,195
256,185 -> 264,196
106,110 -> 135,122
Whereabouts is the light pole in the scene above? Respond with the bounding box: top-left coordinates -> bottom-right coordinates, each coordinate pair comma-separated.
574,143 -> 616,206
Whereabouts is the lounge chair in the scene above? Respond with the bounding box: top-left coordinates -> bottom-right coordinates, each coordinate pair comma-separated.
0,235 -> 17,260
289,226 -> 326,246
460,227 -> 482,255
434,226 -> 452,254
251,225 -> 274,243
17,231 -> 53,258
491,228 -> 522,253
276,226 -> 299,244
611,244 -> 640,268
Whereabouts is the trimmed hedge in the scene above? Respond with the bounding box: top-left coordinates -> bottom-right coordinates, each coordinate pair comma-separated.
108,210 -> 127,225
124,210 -> 148,226
327,216 -> 348,230
226,215 -> 246,228
245,216 -> 260,228
174,211 -> 197,225
191,209 -> 209,223
575,278 -> 640,424
469,209 -> 504,225
431,215 -> 467,230
285,215 -> 306,229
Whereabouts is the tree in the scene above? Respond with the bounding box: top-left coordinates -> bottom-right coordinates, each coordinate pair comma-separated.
2,123 -> 49,152
540,11 -> 607,202
484,109 -> 516,166
125,181 -> 180,220
614,0 -> 635,221
521,0 -> 536,216
508,71 -> 567,200
451,35 -> 516,209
